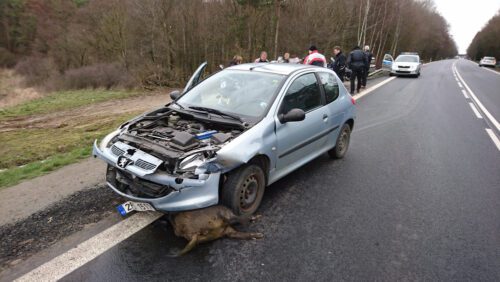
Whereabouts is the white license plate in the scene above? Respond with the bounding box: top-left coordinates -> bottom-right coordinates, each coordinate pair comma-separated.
117,201 -> 155,216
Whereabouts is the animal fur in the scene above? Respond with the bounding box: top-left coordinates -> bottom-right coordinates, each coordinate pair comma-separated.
170,205 -> 263,256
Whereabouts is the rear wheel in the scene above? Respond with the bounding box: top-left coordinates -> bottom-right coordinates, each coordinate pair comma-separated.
328,123 -> 351,159
221,164 -> 265,216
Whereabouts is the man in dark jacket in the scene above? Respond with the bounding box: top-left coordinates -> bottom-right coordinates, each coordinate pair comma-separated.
362,45 -> 373,88
331,46 -> 346,82
347,46 -> 368,94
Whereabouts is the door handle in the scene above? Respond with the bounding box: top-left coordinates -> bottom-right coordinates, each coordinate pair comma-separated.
323,114 -> 328,122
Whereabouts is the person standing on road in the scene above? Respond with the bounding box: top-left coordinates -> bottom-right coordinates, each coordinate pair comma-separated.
347,45 -> 367,94
362,45 -> 373,88
283,52 -> 290,63
228,55 -> 243,66
255,51 -> 269,63
303,45 -> 327,67
289,54 -> 301,64
331,46 -> 347,82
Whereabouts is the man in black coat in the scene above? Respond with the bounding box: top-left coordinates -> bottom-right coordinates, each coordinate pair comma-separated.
331,46 -> 346,82
362,45 -> 373,88
347,46 -> 368,94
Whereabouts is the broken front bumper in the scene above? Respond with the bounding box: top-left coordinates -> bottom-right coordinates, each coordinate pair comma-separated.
92,141 -> 220,212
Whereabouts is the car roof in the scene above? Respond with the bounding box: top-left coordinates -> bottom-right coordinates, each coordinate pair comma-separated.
397,54 -> 419,58
227,63 -> 320,75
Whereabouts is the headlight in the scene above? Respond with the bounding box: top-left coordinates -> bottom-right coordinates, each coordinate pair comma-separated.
178,153 -> 207,171
178,151 -> 221,175
99,129 -> 120,150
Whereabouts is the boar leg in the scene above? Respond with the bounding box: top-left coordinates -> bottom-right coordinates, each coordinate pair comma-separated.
228,214 -> 262,226
172,234 -> 199,257
225,227 -> 263,240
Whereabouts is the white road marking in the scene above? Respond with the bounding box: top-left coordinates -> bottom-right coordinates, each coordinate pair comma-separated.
457,82 -> 463,88
354,76 -> 397,101
461,89 -> 469,98
468,103 -> 483,119
15,212 -> 163,282
481,66 -> 500,77
485,128 -> 500,151
453,63 -> 500,131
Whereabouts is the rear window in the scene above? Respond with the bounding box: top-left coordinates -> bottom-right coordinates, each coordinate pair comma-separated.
395,55 -> 419,63
484,57 -> 495,60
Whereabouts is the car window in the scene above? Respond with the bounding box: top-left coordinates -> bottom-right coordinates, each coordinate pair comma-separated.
318,72 -> 339,104
281,73 -> 322,113
396,55 -> 419,63
177,70 -> 285,119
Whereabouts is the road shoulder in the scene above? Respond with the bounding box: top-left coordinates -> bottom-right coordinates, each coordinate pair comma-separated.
0,158 -> 106,226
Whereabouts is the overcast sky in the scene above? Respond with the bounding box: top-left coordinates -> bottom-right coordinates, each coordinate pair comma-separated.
433,0 -> 500,54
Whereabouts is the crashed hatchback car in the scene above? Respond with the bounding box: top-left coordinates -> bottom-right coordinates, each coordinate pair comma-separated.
93,63 -> 356,216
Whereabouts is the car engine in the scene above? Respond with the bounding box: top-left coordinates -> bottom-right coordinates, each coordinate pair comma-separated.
115,109 -> 242,173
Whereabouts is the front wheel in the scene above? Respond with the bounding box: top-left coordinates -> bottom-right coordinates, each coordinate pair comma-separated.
328,123 -> 351,159
221,164 -> 266,216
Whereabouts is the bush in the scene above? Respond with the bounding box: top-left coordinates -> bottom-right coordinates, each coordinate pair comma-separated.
0,48 -> 17,68
14,56 -> 58,87
58,63 -> 135,90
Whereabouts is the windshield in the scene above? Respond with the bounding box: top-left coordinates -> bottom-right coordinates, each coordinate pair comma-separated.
176,70 -> 285,120
396,55 -> 419,63
484,57 -> 495,60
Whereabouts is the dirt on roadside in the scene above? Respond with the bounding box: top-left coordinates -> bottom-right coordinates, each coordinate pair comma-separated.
0,69 -> 44,109
0,91 -> 172,133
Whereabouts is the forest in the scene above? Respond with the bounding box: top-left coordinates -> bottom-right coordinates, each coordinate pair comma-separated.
467,10 -> 500,61
0,0 -> 458,89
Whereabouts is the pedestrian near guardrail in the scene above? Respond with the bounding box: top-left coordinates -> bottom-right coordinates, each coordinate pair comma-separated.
331,46 -> 347,82
347,46 -> 368,94
303,45 -> 327,67
362,45 -> 373,88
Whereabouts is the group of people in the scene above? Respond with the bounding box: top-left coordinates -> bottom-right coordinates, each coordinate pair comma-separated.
332,45 -> 373,94
228,44 -> 373,95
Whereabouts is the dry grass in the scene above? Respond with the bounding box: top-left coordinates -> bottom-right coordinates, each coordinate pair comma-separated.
0,69 -> 44,109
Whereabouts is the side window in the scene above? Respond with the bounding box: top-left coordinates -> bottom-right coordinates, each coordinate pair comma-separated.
281,73 -> 322,113
318,72 -> 339,104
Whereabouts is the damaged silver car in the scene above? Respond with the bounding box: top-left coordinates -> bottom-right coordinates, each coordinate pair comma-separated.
93,62 -> 356,216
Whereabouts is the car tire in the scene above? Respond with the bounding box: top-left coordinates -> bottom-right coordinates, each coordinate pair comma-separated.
328,123 -> 351,159
389,73 -> 394,77
221,164 -> 265,216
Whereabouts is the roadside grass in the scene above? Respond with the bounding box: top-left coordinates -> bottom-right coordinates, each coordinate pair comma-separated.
0,112 -> 140,189
0,89 -> 140,120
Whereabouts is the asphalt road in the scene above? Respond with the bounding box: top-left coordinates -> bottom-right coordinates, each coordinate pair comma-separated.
25,60 -> 500,280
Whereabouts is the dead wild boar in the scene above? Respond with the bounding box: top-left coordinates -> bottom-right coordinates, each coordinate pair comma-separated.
170,205 -> 263,256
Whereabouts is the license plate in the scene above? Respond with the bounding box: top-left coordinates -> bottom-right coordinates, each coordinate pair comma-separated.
117,201 -> 155,216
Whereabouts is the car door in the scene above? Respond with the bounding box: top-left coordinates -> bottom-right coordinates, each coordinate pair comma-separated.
317,72 -> 344,148
183,62 -> 208,94
275,72 -> 329,172
382,54 -> 394,70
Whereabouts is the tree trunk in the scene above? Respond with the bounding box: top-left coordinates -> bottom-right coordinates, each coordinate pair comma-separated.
273,0 -> 281,60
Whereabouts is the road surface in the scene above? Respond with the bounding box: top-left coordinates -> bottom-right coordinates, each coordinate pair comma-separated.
7,59 -> 500,281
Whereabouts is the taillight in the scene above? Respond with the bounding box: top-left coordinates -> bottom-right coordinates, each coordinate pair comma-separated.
351,97 -> 356,105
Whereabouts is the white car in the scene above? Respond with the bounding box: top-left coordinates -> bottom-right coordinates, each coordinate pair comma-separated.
479,57 -> 496,68
390,53 -> 421,77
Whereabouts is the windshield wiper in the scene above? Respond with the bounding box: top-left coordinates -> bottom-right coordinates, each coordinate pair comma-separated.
188,106 -> 244,123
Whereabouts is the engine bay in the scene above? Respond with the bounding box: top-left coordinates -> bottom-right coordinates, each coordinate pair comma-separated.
115,108 -> 243,172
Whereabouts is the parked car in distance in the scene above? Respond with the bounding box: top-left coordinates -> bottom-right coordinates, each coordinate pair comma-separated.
93,63 -> 356,216
479,56 -> 497,68
390,53 -> 422,77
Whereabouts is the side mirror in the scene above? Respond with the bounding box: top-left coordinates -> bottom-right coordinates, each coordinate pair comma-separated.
170,90 -> 181,100
279,108 -> 306,123
219,64 -> 224,70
